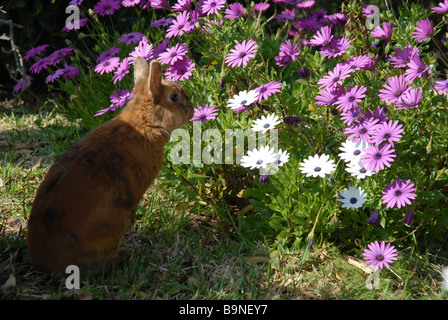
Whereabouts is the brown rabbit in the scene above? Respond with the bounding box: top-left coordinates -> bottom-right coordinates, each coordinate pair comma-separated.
27,58 -> 194,273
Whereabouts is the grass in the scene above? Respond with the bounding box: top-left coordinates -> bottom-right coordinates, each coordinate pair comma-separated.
1,102 -> 447,300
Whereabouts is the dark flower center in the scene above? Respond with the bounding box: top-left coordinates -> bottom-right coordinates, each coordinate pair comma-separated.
353,150 -> 361,156
395,190 -> 402,196
259,86 -> 267,93
374,152 -> 382,159
170,52 -> 177,57
350,197 -> 358,204
360,128 -> 367,134
263,123 -> 270,129
333,76 -> 340,82
240,99 -> 247,105
256,159 -> 263,165
384,133 -> 391,139
104,5 -> 111,10
376,254 -> 384,261
417,66 -> 424,73
178,24 -> 185,30
394,90 -> 402,97
347,95 -> 355,102
314,167 -> 321,172
239,52 -> 246,58
360,168 -> 367,173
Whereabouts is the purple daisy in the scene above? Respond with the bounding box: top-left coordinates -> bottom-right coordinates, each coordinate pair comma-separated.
14,76 -> 33,94
153,39 -> 170,60
94,56 -> 120,74
339,54 -> 371,73
96,46 -> 121,63
363,241 -> 397,271
411,18 -> 434,43
225,40 -> 258,68
172,0 -> 191,12
122,0 -> 141,7
253,2 -> 270,12
378,75 -> 409,105
158,43 -> 188,65
62,18 -> 88,32
118,32 -> 145,46
190,104 -> 219,123
370,21 -> 393,40
94,89 -> 133,117
29,56 -> 51,74
23,44 -> 49,61
397,87 -> 422,110
166,11 -> 195,38
404,56 -> 429,83
275,40 -> 300,68
315,86 -> 344,106
434,79 -> 448,94
224,2 -> 244,19
129,38 -> 153,64
344,118 -> 379,143
255,81 -> 282,102
388,45 -> 419,68
402,210 -> 415,225
361,106 -> 389,125
370,119 -> 403,146
340,106 -> 362,125
431,0 -> 448,13
309,25 -> 333,47
46,69 -> 63,84
47,46 -> 75,66
201,0 -> 226,16
335,85 -> 367,112
93,0 -> 121,16
165,57 -> 195,81
149,0 -> 170,10
317,64 -> 351,89
382,178 -> 417,209
361,143 -> 396,172
112,58 -> 130,84
319,37 -> 351,58
151,17 -> 174,28
57,63 -> 80,79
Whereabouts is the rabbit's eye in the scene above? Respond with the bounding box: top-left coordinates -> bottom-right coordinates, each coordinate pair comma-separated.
169,93 -> 179,102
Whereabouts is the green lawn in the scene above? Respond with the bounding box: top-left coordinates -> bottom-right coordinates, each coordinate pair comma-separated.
1,104 -> 447,300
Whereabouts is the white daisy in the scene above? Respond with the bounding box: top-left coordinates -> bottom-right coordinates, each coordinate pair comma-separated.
299,153 -> 336,178
251,113 -> 281,134
240,145 -> 276,170
274,149 -> 290,167
227,89 -> 259,111
339,138 -> 370,165
345,159 -> 375,179
337,186 -> 367,210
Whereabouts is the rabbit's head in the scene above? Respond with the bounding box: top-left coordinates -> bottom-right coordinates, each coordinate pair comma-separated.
131,57 -> 194,133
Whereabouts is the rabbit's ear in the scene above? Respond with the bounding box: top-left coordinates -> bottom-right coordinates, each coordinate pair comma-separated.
134,57 -> 149,84
148,60 -> 163,98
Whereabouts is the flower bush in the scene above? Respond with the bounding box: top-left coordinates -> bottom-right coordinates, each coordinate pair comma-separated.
15,0 -> 448,262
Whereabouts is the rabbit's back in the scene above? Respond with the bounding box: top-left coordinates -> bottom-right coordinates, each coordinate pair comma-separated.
27,118 -> 165,272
